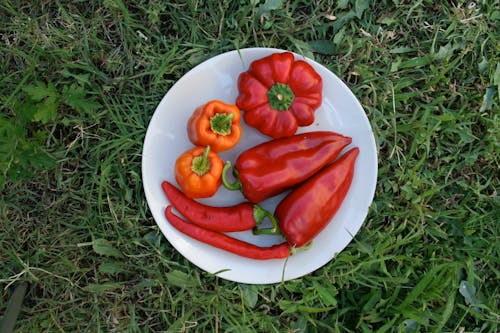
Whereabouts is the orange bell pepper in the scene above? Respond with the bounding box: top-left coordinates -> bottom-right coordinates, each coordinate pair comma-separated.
187,100 -> 242,152
174,146 -> 223,198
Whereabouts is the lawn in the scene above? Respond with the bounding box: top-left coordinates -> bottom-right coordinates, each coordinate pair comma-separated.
1,0 -> 498,332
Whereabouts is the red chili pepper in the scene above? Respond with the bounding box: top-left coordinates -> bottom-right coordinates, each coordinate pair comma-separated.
236,52 -> 323,138
271,147 -> 359,248
161,181 -> 279,233
164,206 -> 290,260
222,131 -> 352,203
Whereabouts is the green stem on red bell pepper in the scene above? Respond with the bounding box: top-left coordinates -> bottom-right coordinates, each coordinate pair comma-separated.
267,83 -> 294,111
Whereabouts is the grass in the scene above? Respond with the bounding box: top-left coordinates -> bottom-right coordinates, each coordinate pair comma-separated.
0,0 -> 498,332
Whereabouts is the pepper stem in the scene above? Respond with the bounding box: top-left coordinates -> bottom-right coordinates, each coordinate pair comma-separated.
191,146 -> 211,176
252,205 -> 281,235
221,161 -> 242,191
210,112 -> 234,136
267,82 -> 295,111
289,242 -> 313,255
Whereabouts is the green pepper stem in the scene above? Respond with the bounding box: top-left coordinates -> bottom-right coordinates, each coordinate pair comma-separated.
289,242 -> 313,255
267,82 -> 295,111
210,112 -> 234,136
191,146 -> 211,176
252,204 -> 281,236
221,161 -> 242,191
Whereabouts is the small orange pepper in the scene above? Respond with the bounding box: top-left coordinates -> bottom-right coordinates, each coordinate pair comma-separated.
174,146 -> 223,198
187,100 -> 242,152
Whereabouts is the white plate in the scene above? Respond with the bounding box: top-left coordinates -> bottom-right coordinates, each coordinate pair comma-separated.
142,48 -> 378,284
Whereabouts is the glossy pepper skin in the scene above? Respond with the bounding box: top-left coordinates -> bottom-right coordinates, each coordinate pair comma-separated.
187,100 -> 242,152
236,52 -> 322,138
222,131 -> 352,203
161,181 -> 278,233
164,206 -> 290,260
276,147 -> 359,248
175,146 -> 223,198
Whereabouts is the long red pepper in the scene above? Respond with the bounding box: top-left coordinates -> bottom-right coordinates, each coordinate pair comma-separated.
273,147 -> 360,248
222,131 -> 352,203
164,206 -> 290,260
161,181 -> 279,233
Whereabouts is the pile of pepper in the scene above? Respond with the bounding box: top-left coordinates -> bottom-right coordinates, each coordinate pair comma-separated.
164,52 -> 360,260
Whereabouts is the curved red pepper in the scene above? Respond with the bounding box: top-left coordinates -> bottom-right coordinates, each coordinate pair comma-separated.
161,181 -> 279,233
274,147 -> 359,248
222,131 -> 352,203
164,206 -> 290,260
236,52 -> 322,138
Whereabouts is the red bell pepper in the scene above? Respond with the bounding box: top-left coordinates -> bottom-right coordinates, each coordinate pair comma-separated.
222,131 -> 352,203
161,181 -> 278,233
236,52 -> 322,138
272,147 -> 359,248
164,206 -> 290,260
